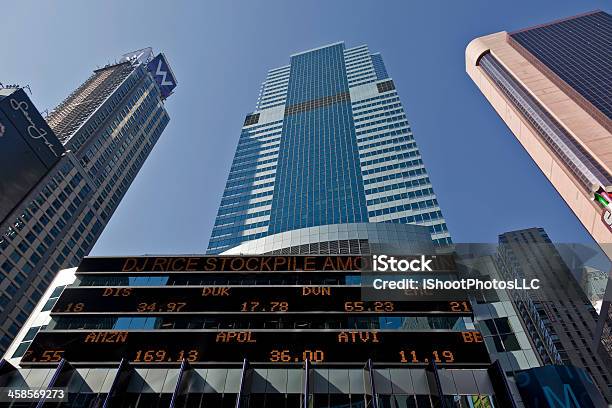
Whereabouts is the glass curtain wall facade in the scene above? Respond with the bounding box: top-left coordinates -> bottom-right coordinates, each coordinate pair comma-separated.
509,11 -> 612,123
208,42 -> 450,254
497,228 -> 612,402
269,44 -> 368,233
0,53 -> 174,355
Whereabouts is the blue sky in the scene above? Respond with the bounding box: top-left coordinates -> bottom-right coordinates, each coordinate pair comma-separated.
1,0 -> 609,256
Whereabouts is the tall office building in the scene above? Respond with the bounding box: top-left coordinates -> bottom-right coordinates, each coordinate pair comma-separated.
0,48 -> 177,355
208,42 -> 450,254
497,227 -> 612,402
465,11 -> 612,253
457,250 -> 610,406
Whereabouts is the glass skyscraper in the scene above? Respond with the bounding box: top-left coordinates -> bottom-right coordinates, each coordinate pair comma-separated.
466,11 -> 611,256
0,49 -> 176,355
208,42 -> 450,254
497,228 -> 612,402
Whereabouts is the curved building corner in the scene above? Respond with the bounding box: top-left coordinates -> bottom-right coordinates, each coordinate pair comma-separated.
221,223 -> 435,255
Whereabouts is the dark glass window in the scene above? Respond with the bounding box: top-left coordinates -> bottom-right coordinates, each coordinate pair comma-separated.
5,285 -> 17,297
10,251 -> 20,263
12,341 -> 31,358
1,260 -> 13,273
23,326 -> 40,341
50,285 -> 66,298
243,113 -> 260,126
42,298 -> 57,312
481,317 -> 521,352
376,80 -> 395,93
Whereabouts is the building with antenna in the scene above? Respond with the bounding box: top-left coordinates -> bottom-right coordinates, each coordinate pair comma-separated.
0,48 -> 177,355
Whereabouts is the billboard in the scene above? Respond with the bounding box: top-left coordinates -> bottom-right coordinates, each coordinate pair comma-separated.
0,88 -> 65,222
593,187 -> 612,233
146,53 -> 177,99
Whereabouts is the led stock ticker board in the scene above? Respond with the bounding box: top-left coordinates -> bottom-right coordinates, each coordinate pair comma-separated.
21,331 -> 489,365
52,286 -> 472,314
28,255 -> 477,366
74,255 -> 457,273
